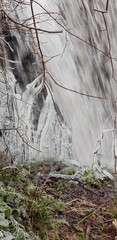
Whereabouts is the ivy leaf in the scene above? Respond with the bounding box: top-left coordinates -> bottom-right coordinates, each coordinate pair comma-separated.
12,209 -> 20,220
5,208 -> 12,219
0,231 -> 4,238
0,213 -> 9,227
2,231 -> 15,240
16,228 -> 26,240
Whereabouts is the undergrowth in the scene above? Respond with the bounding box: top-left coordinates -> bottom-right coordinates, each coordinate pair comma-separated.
0,156 -> 117,240
0,164 -> 67,240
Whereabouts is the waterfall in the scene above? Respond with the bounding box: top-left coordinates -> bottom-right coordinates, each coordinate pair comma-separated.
0,0 -> 117,175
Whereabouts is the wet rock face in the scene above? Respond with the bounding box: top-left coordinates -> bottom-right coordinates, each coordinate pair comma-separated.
0,0 -> 72,162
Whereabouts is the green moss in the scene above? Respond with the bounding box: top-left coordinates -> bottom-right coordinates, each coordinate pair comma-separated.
62,168 -> 75,175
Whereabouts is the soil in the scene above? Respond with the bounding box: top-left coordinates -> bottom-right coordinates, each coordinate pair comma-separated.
29,161 -> 117,240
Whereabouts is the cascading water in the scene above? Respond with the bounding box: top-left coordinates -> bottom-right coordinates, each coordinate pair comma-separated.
0,0 -> 117,175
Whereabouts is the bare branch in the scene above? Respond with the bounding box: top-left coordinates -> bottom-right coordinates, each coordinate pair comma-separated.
1,9 -> 63,34
47,72 -> 108,100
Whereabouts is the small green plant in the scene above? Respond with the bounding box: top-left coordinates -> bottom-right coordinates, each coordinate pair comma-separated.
75,235 -> 84,240
82,169 -> 99,186
63,168 -> 75,175
109,197 -> 117,218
